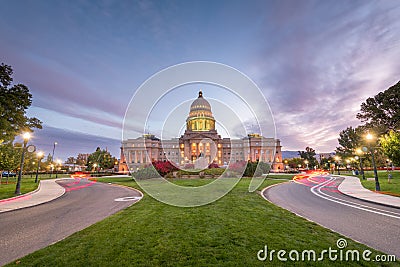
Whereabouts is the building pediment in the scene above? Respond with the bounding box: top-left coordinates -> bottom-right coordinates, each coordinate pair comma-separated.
180,131 -> 222,141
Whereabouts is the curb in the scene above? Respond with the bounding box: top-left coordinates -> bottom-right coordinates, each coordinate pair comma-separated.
260,181 -> 290,203
336,175 -> 400,209
0,179 -> 67,214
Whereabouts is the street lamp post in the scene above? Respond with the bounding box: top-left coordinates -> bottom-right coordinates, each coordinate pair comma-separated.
334,156 -> 340,175
355,148 -> 366,180
56,159 -> 62,178
366,133 -> 380,191
35,151 -> 44,183
304,160 -> 309,170
50,142 -> 57,178
15,132 -> 31,195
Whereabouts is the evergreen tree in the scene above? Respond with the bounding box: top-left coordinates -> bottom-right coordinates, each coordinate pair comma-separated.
298,147 -> 318,168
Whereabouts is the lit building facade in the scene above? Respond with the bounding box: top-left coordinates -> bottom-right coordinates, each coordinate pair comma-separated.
120,91 -> 283,172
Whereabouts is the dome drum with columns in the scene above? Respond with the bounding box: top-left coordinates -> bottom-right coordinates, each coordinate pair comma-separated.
186,91 -> 215,132
120,91 -> 284,172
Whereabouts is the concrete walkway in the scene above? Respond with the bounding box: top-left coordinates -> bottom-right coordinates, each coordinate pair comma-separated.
337,175 -> 400,208
0,179 -> 68,213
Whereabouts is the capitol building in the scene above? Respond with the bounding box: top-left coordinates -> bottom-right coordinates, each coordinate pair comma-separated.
119,91 -> 283,172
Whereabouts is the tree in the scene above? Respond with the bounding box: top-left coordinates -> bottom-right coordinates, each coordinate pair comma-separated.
76,153 -> 88,166
0,63 -> 42,144
43,153 -> 53,170
65,157 -> 76,164
335,126 -> 362,158
0,143 -> 21,183
380,130 -> 400,166
320,156 -> 334,170
287,158 -> 306,169
0,143 -> 21,171
298,147 -> 318,168
356,81 -> 400,132
87,147 -> 116,171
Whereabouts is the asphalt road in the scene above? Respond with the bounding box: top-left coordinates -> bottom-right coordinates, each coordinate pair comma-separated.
0,178 -> 142,266
263,174 -> 400,259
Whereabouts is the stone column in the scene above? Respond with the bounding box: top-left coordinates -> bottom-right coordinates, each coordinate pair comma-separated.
211,142 -> 215,163
128,151 -> 132,163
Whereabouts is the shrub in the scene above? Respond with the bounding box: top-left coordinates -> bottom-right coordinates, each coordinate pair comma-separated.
208,163 -> 219,169
164,172 -> 174,179
176,169 -> 201,176
253,161 -> 270,177
133,166 -> 160,179
204,168 -> 225,176
228,161 -> 247,175
152,161 -> 178,176
227,160 -> 270,177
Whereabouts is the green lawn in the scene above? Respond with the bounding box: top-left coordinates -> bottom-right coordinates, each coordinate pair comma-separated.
358,171 -> 400,196
0,177 -> 39,200
0,174 -> 70,200
266,174 -> 295,180
8,177 -> 397,266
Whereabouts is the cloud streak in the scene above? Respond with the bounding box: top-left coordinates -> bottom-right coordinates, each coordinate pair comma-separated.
30,125 -> 120,161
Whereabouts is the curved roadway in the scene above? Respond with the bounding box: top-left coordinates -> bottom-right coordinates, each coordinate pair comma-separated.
263,174 -> 400,258
0,178 -> 142,266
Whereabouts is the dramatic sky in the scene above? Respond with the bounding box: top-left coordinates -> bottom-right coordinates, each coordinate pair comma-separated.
1,0 -> 400,160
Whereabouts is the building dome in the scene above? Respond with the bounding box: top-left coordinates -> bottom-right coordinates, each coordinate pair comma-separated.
186,91 -> 215,131
190,91 -> 212,113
